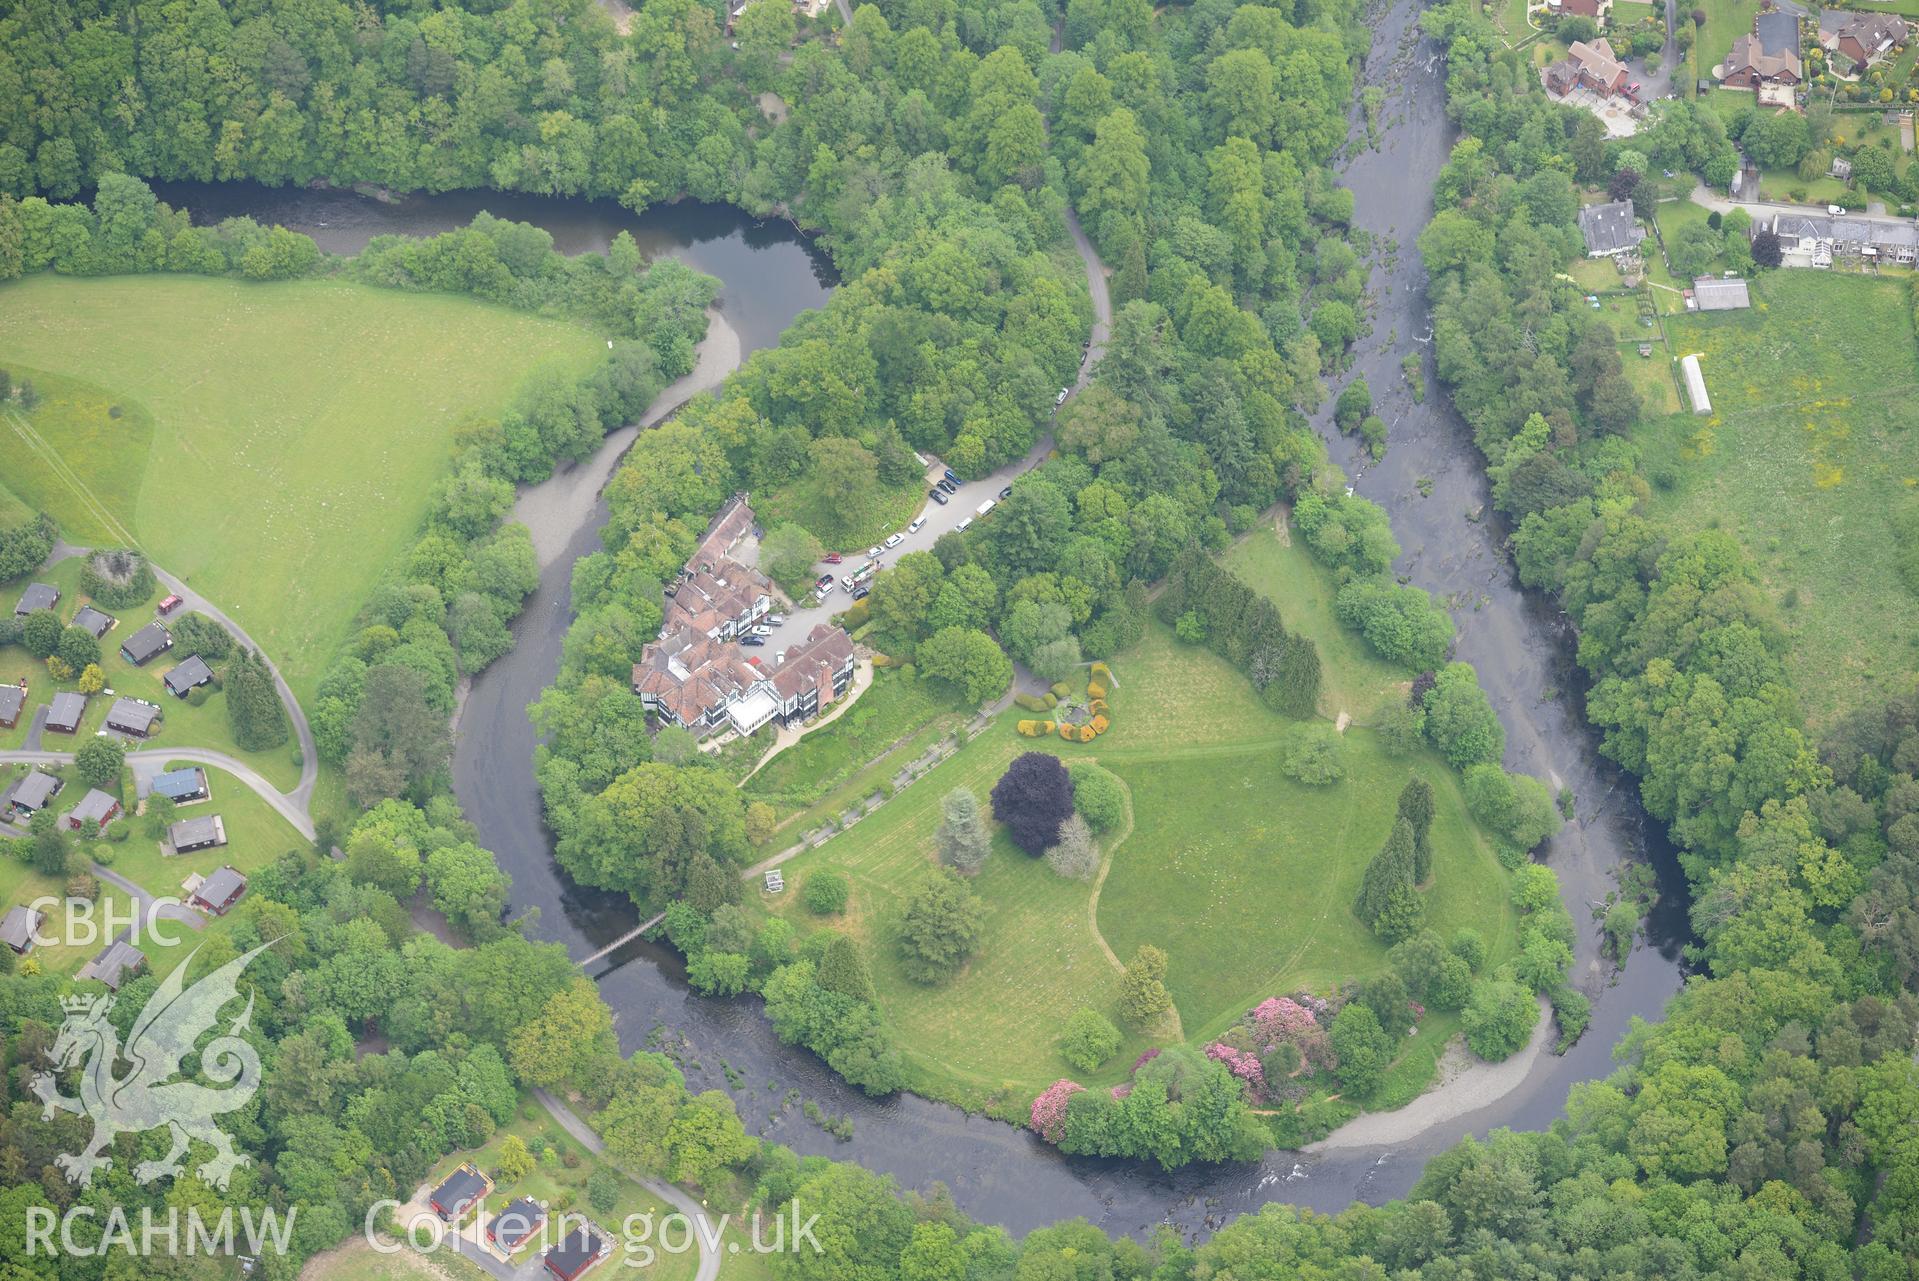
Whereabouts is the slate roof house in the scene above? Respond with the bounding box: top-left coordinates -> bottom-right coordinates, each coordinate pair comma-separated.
490,1198 -> 546,1253
72,606 -> 115,638
1821,10 -> 1905,71
1722,11 -> 1803,86
120,622 -> 173,666
1756,211 -> 1919,267
428,1165 -> 491,1222
164,655 -> 214,698
151,766 -> 210,803
44,691 -> 87,734
0,905 -> 43,954
544,1225 -> 610,1281
105,697 -> 162,738
0,683 -> 22,729
187,865 -> 248,916
169,815 -> 226,853
13,583 -> 58,616
633,496 -> 857,738
63,788 -> 122,832
1577,200 -> 1646,257
8,769 -> 62,816
78,938 -> 147,989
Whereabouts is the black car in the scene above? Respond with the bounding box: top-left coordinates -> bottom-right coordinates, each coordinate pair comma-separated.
929,488 -> 949,504
943,468 -> 960,485
741,634 -> 766,646
998,485 -> 1013,501
938,477 -> 959,494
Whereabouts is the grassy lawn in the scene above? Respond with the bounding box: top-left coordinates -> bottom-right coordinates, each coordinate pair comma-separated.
759,570 -> 1512,1117
0,274 -> 604,703
1693,0 -> 1763,79
0,854 -> 142,978
0,552 -> 302,789
742,670 -> 970,814
101,763 -> 309,902
1642,269 -> 1919,723
756,473 -> 927,554
1220,524 -> 1408,724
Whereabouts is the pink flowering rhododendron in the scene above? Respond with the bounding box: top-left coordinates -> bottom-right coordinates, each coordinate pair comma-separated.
1109,1083 -> 1133,1100
1130,1047 -> 1161,1073
1248,996 -> 1334,1072
1030,1079 -> 1085,1143
1205,1041 -> 1267,1099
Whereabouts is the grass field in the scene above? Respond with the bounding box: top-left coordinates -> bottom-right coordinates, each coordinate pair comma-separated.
0,553 -> 302,788
756,472 -> 928,555
101,763 -> 309,902
742,670 -> 970,813
759,567 -> 1512,1116
0,274 -> 604,702
1642,269 -> 1919,723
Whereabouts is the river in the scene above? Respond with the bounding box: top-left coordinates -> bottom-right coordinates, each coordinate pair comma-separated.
154,0 -> 1688,1242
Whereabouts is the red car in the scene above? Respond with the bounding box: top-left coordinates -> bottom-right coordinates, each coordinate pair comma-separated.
158,594 -> 182,615
823,552 -> 843,564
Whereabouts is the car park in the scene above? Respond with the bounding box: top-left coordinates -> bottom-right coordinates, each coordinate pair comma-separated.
884,533 -> 904,548
908,517 -> 925,534
929,488 -> 949,504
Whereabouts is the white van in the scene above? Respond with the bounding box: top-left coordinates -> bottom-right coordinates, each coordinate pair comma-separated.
975,498 -> 996,518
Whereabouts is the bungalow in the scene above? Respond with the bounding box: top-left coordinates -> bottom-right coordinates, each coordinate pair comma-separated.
1577,200 -> 1646,257
1721,11 -> 1803,86
163,655 -> 214,698
169,815 -> 227,854
1821,11 -> 1905,72
8,769 -> 63,817
120,622 -> 173,667
489,1198 -> 546,1254
72,606 -> 115,638
0,683 -> 22,729
428,1164 -> 491,1223
78,938 -> 147,989
186,865 -> 247,916
44,691 -> 87,734
544,1225 -> 610,1281
63,788 -> 122,833
151,765 -> 209,804
13,583 -> 58,617
1550,0 -> 1611,19
105,697 -> 162,738
0,905 -> 43,955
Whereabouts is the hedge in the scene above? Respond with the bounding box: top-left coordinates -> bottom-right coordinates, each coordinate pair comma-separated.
1015,692 -> 1051,712
1050,681 -> 1072,699
1090,661 -> 1113,685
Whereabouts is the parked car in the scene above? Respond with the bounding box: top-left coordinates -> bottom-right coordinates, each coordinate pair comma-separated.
884,533 -> 904,549
1828,204 -> 1847,216
767,614 -> 787,626
908,517 -> 926,534
943,468 -> 960,485
824,552 -> 843,564
158,594 -> 182,615
867,545 -> 883,559
1055,387 -> 1070,406
741,634 -> 766,646
956,517 -> 974,532
750,624 -> 773,637
938,477 -> 958,494
852,586 -> 870,600
929,488 -> 949,505
817,579 -> 836,597
975,498 -> 996,518
998,485 -> 1013,501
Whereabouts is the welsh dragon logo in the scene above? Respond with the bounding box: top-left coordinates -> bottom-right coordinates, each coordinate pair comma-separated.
32,941 -> 270,1189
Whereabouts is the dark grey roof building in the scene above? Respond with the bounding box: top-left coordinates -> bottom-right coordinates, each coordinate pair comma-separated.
152,766 -> 209,803
106,698 -> 161,737
9,769 -> 62,813
78,938 -> 146,988
120,622 -> 173,666
169,815 -> 226,853
0,684 -> 22,729
1577,200 -> 1646,257
164,655 -> 214,698
14,583 -> 58,616
0,905 -> 43,954
72,606 -> 115,638
44,691 -> 87,733
64,788 -> 122,831
189,865 -> 248,915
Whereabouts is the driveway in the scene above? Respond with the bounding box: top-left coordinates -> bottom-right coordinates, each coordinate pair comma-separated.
0,746 -> 315,841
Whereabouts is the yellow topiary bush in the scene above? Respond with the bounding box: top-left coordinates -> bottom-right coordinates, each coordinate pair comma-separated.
1090,661 -> 1113,684
1017,719 -> 1039,736
1091,714 -> 1109,734
1059,722 -> 1076,740
1089,699 -> 1109,716
1078,723 -> 1097,742
1087,680 -> 1108,700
